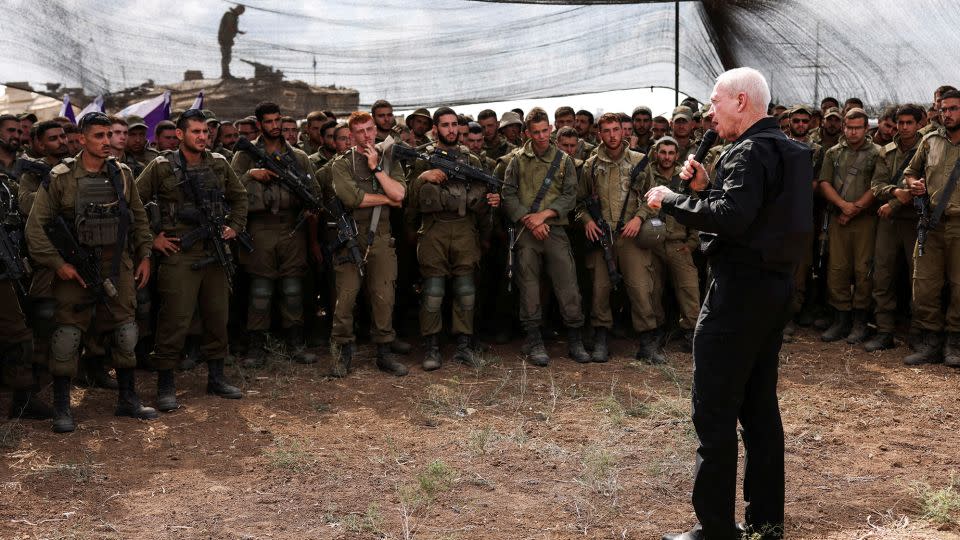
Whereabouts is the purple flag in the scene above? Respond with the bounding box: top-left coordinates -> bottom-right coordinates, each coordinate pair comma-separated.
78,95 -> 105,118
191,91 -> 204,111
60,95 -> 76,124
119,91 -> 171,142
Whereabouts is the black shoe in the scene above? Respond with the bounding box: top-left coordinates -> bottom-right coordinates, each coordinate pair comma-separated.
863,332 -> 895,352
904,332 -> 943,366
390,339 -> 412,355
330,343 -> 353,378
567,327 -> 590,363
453,334 -> 480,367
945,332 -> 960,367
376,344 -> 409,376
845,309 -> 870,344
51,376 -> 75,433
591,327 -> 609,363
523,328 -> 550,367
156,370 -> 179,412
422,335 -> 441,371
9,390 -> 54,420
242,331 -> 268,369
636,330 -> 667,364
114,368 -> 159,420
820,310 -> 851,342
207,359 -> 243,398
286,325 -> 318,364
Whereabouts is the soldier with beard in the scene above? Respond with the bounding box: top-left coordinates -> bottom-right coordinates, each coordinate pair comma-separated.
632,106 -> 654,153
0,114 -> 22,179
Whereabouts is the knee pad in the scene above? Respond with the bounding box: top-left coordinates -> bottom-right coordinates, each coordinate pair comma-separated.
51,326 -> 83,364
452,274 -> 476,311
280,277 -> 303,312
113,322 -> 139,355
28,297 -> 57,337
421,276 -> 445,313
135,287 -> 152,321
250,277 -> 274,313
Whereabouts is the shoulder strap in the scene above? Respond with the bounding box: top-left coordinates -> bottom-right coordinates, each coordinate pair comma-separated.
615,155 -> 649,233
931,158 -> 960,228
889,146 -> 918,186
834,146 -> 870,200
105,160 -> 131,282
529,149 -> 564,213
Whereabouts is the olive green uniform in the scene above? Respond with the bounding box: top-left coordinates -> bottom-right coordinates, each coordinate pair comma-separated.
136,150 -> 247,371
483,136 -> 515,162
329,148 -> 406,345
788,137 -> 823,314
502,141 -> 584,329
820,138 -> 881,311
0,175 -> 34,389
231,139 -> 320,331
646,165 -> 701,330
24,155 -> 153,377
407,145 -> 489,337
578,146 -> 658,331
870,135 -> 921,334
131,148 -> 160,167
906,128 -> 960,332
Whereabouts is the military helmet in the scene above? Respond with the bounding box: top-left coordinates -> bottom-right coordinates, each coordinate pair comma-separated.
635,216 -> 666,249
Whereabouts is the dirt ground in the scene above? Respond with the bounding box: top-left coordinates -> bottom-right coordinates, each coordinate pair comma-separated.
2,327 -> 960,540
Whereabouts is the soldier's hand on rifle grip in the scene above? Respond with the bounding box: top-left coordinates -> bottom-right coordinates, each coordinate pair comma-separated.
620,216 -> 642,238
153,231 -> 181,255
584,220 -> 602,242
135,258 -> 151,290
893,188 -> 913,205
680,155 -> 708,192
249,168 -> 277,183
56,263 -> 86,288
420,169 -> 447,184
908,177 -> 927,196
221,226 -> 237,240
486,193 -> 501,208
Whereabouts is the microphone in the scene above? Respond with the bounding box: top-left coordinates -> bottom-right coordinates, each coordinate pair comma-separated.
682,129 -> 718,191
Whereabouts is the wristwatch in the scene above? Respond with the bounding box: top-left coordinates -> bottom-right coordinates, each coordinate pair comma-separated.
373,164 -> 384,174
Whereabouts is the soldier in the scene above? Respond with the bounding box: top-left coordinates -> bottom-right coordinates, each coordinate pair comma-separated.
499,111 -> 524,148
155,121 -> 180,152
328,111 -> 408,377
406,108 -> 501,370
0,114 -> 22,178
871,106 -> 898,147
108,115 -> 147,177
18,113 -> 39,158
235,117 -> 258,141
64,123 -> 82,156
25,111 -> 156,433
218,121 -> 240,152
574,110 -> 597,146
904,89 -> 960,366
645,137 -> 701,351
477,109 -> 515,161
371,100 -> 395,143
231,102 -> 320,367
554,106 -> 576,130
136,109 -> 247,409
820,97 -> 840,115
300,111 -> 329,156
502,107 -> 589,366
818,108 -> 881,343
308,118 -> 339,170
813,107 -> 843,150
920,85 -> 958,136
631,106 -> 654,153
205,114 -> 234,161
281,116 -> 300,148
651,115 -> 670,140
126,116 -> 160,166
406,108 -> 433,147
464,122 -> 497,172
555,127 -> 583,170
668,107 -> 697,160
1,172 -> 53,420
578,113 -> 663,363
863,104 -> 925,352
218,5 -> 245,79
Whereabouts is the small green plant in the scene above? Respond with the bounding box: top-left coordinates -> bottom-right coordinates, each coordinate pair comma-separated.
264,437 -> 313,472
578,447 -> 620,496
343,503 -> 385,535
467,426 -> 496,456
417,460 -> 454,500
912,476 -> 960,524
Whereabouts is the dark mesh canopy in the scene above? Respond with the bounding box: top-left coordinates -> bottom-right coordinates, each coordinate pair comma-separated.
3,0 -> 955,107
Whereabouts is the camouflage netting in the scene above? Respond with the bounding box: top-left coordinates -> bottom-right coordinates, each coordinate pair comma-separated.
3,0 -> 958,108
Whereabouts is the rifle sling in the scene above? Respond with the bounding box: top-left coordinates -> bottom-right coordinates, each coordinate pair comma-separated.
104,161 -> 130,284
930,159 -> 960,228
529,149 -> 564,213
616,156 -> 649,233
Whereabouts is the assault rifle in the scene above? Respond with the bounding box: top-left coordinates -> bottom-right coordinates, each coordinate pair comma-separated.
0,183 -> 30,294
584,195 -> 621,289
44,216 -> 118,310
391,144 -> 506,190
16,158 -> 53,187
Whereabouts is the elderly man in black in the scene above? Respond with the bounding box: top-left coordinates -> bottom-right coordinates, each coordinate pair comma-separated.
647,67 -> 813,540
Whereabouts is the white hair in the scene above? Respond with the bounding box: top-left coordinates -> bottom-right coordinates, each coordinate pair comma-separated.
715,67 -> 771,114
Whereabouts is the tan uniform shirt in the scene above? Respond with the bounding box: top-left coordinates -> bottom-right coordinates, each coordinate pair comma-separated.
502,141 -> 578,226
820,138 -> 881,202
905,127 -> 960,217
871,135 -> 921,213
330,147 -> 407,237
577,145 -> 654,227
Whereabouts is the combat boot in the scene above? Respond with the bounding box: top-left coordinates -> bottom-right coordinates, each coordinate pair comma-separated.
944,332 -> 960,367
286,325 -> 318,364
453,334 -> 481,367
813,308 -> 833,331
390,339 -> 412,355
820,310 -> 851,342
207,358 -> 243,398
330,343 -> 353,378
567,327 -> 590,364
422,334 -> 441,371
376,343 -> 409,376
523,327 -> 550,367
51,376 -> 75,433
178,335 -> 200,371
864,332 -> 895,352
636,330 -> 668,365
591,327 -> 609,363
903,332 -> 943,366
242,331 -> 268,369
156,370 -> 179,412
845,309 -> 870,344
114,368 -> 159,420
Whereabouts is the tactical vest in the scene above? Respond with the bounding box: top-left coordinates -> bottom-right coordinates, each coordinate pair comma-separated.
162,152 -> 226,235
75,172 -> 123,248
246,147 -> 303,215
417,147 -> 488,219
